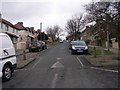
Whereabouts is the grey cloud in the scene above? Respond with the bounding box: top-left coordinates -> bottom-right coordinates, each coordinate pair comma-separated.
2,2 -> 53,21
1,0 -> 92,30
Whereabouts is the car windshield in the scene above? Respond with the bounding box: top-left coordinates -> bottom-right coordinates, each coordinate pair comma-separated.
72,41 -> 86,46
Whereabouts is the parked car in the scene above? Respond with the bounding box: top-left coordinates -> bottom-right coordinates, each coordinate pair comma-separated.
29,41 -> 42,52
0,33 -> 17,81
40,41 -> 47,50
70,40 -> 88,54
69,41 -> 75,50
59,40 -> 63,43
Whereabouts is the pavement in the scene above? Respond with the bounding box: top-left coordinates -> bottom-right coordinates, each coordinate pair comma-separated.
16,51 -> 37,69
85,46 -> 119,70
16,42 -> 58,69
16,43 -> 119,70
3,41 -> 118,88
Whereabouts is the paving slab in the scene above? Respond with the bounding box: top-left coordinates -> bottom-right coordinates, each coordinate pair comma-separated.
85,55 -> 119,70
16,52 -> 37,69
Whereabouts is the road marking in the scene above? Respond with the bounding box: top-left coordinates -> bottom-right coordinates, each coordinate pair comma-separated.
90,67 -> 118,73
51,61 -> 64,69
56,57 -> 62,60
14,68 -> 27,72
51,73 -> 58,88
31,59 -> 41,69
77,57 -> 84,67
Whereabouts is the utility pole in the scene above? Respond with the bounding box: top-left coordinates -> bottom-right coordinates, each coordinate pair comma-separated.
40,22 -> 42,41
107,24 -> 110,51
40,22 -> 42,31
107,31 -> 109,51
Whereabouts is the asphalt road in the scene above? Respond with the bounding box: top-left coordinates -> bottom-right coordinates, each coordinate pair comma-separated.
3,41 -> 118,88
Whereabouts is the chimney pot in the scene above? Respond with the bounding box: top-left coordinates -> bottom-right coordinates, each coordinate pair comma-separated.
18,22 -> 23,25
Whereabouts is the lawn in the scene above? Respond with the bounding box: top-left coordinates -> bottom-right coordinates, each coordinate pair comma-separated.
88,46 -> 113,55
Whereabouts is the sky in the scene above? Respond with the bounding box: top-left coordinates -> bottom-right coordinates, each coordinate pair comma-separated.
1,0 -> 92,38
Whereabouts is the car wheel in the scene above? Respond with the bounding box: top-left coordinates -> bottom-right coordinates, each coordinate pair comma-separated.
37,49 -> 40,52
29,49 -> 31,52
40,47 -> 42,51
2,64 -> 12,81
38,48 -> 40,52
71,51 -> 74,55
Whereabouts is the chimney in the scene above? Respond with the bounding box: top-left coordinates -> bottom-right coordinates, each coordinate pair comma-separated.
18,22 -> 23,25
37,29 -> 41,33
0,12 -> 1,19
30,27 -> 34,30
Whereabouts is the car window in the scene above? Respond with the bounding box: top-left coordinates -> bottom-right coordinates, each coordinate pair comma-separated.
0,35 -> 12,49
72,41 -> 86,46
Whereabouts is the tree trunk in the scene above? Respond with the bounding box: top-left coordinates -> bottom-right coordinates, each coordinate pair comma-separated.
117,36 -> 120,60
117,2 -> 120,60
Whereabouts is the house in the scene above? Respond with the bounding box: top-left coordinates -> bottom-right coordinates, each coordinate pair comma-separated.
81,21 -> 96,44
14,22 -> 35,49
26,27 -> 36,48
81,20 -> 118,49
81,26 -> 92,43
0,18 -> 19,50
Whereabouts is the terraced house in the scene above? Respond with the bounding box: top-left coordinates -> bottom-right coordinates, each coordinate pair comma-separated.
14,22 -> 36,50
0,18 -> 19,50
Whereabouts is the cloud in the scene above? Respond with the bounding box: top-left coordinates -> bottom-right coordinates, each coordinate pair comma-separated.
1,0 -> 92,31
2,2 -> 53,21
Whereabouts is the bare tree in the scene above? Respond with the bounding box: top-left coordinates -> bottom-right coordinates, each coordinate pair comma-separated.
84,2 -> 120,59
46,26 -> 56,41
65,14 -> 85,40
46,25 -> 63,41
53,25 -> 63,39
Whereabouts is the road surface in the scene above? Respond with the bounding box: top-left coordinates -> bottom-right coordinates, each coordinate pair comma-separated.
3,41 -> 118,88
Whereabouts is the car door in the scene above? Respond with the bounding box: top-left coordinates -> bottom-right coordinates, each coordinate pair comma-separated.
0,34 -> 16,74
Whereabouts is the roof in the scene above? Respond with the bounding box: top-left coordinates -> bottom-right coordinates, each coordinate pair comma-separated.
0,18 -> 19,30
14,22 -> 27,30
85,21 -> 96,27
5,32 -> 19,38
81,21 -> 96,32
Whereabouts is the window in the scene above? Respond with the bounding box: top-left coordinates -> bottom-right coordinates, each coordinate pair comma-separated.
13,28 -> 15,33
0,35 -> 12,49
16,30 -> 18,35
1,23 -> 3,29
5,24 -> 9,31
13,37 -> 17,44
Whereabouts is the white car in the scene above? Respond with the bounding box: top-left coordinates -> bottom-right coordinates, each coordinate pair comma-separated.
0,33 -> 17,81
59,40 -> 63,43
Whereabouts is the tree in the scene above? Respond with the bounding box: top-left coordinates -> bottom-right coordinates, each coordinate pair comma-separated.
53,25 -> 63,39
65,14 -> 85,40
46,25 -> 63,41
46,27 -> 54,41
84,2 -> 120,59
38,32 -> 48,41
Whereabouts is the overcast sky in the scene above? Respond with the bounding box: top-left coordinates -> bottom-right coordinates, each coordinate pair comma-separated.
1,0 -> 92,36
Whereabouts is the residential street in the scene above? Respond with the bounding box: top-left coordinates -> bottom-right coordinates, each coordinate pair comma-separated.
3,41 -> 118,88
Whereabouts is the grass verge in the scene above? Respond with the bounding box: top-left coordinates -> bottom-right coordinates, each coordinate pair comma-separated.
88,46 -> 113,55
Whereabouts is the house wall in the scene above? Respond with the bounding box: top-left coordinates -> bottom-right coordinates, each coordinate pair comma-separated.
17,30 -> 28,49
0,22 -> 1,29
111,38 -> 118,49
0,22 -> 19,50
17,29 -> 35,49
